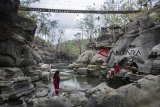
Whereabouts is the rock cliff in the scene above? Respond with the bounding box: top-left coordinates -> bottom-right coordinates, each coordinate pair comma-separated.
0,0 -> 41,106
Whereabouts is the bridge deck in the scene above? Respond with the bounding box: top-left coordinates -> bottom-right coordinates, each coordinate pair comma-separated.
19,7 -> 141,14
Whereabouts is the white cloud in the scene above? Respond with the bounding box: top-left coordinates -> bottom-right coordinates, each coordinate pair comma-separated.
31,0 -> 105,41
31,0 -> 104,9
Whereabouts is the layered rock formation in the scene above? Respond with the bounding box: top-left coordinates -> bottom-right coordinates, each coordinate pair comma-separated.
0,0 -> 42,106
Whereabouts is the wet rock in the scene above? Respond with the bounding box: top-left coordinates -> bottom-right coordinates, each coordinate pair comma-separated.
77,68 -> 88,75
68,63 -> 86,70
68,63 -> 76,69
87,65 -> 101,77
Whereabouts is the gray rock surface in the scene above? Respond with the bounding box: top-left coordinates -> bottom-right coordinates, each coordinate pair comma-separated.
34,96 -> 71,107
85,75 -> 160,107
77,68 -> 88,75
0,1 -> 41,106
77,50 -> 96,65
69,92 -> 88,106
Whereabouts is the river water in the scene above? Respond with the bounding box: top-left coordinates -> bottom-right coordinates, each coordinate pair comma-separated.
48,63 -> 101,95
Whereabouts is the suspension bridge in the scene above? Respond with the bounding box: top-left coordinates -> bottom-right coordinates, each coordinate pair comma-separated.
19,7 -> 141,14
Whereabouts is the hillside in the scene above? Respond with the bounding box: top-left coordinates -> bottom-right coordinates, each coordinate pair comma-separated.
32,36 -> 76,63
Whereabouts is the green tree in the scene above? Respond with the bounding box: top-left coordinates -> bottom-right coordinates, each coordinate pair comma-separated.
100,0 -> 137,26
57,29 -> 65,52
74,33 -> 82,54
19,0 -> 58,42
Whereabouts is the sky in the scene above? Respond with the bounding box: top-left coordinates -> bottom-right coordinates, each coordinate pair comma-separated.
30,0 -> 105,41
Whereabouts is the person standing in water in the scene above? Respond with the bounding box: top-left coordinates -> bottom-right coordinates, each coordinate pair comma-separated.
53,71 -> 60,96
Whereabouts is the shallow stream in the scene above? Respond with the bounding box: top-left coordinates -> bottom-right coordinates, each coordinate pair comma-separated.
48,63 -> 101,94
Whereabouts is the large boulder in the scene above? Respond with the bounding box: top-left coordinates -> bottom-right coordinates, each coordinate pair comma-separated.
107,15 -> 160,69
89,75 -> 160,107
77,50 -> 96,64
107,31 -> 139,67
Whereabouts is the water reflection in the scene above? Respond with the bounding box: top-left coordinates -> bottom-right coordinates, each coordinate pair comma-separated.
60,76 -> 81,90
49,63 -> 101,94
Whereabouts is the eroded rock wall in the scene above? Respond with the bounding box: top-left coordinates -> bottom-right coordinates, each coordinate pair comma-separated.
0,0 -> 41,106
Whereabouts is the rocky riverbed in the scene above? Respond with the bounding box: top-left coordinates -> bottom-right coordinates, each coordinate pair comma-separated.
0,0 -> 160,107
32,75 -> 160,107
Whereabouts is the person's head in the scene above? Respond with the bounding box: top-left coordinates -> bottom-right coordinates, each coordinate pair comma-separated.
54,71 -> 59,78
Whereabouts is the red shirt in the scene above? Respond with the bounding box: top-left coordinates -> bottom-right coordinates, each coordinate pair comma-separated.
111,64 -> 121,75
53,76 -> 60,84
